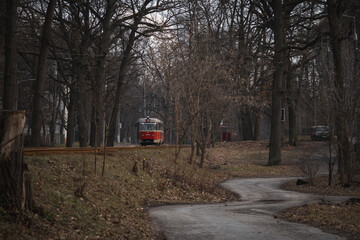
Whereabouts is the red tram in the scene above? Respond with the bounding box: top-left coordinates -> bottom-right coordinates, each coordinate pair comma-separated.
137,117 -> 164,146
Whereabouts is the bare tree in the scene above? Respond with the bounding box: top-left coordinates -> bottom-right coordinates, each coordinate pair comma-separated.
57,0 -> 93,147
107,0 -> 174,147
89,0 -> 116,147
30,0 -> 57,147
257,0 -> 288,165
3,0 -> 18,110
1,0 -> 33,212
327,0 -> 358,183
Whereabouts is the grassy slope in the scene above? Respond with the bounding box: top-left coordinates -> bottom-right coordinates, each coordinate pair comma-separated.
0,141 -> 359,239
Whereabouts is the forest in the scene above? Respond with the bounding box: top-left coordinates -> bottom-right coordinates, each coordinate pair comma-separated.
1,0 -> 359,213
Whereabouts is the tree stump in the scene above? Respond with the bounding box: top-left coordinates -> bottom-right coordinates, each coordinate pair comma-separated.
0,110 -> 33,211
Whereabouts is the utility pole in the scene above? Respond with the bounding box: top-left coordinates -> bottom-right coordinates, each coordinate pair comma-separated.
143,81 -> 146,117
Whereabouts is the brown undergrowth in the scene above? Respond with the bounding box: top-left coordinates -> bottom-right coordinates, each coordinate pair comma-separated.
280,198 -> 360,240
280,175 -> 360,239
1,140 -> 358,239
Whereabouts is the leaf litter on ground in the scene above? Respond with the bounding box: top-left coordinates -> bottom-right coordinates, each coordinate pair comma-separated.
1,139 -> 359,239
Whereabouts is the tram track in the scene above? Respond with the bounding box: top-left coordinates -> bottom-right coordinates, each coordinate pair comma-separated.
23,145 -> 176,156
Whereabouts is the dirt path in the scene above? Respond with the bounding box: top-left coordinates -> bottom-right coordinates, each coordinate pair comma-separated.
149,177 -> 349,240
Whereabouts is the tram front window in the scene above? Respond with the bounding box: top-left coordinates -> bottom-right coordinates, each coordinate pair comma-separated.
140,123 -> 156,131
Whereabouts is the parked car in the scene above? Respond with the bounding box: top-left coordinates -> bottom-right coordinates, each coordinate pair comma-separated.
311,125 -> 330,141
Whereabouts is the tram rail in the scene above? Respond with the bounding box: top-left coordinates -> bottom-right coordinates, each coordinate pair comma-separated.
23,145 -> 174,156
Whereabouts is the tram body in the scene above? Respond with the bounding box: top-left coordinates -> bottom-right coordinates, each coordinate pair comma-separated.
137,117 -> 164,146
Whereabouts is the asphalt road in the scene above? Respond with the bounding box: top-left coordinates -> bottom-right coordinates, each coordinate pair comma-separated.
149,177 -> 348,240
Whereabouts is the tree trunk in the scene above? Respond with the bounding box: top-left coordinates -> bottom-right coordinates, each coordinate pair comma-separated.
269,85 -> 283,166
0,0 -> 33,212
0,111 -> 33,211
189,123 -> 196,164
288,101 -> 297,146
30,0 -> 57,147
356,113 -> 360,166
58,1 -> 90,148
199,144 -> 206,168
76,60 -> 90,147
90,0 -> 115,147
328,142 -> 333,186
90,107 -> 97,147
91,80 -> 104,147
92,96 -> 104,147
254,112 -> 261,141
287,60 -> 297,146
59,98 -> 66,144
268,0 -> 285,166
196,140 -> 200,156
0,1 -> 5,60
49,82 -> 57,146
66,83 -> 76,147
107,25 -> 139,147
3,0 -> 18,111
356,107 -> 360,166
327,0 -> 350,183
241,110 -> 254,140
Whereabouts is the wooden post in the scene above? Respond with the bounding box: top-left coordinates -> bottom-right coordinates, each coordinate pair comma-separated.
0,110 -> 33,211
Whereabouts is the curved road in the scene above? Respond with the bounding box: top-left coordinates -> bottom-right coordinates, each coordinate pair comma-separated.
149,177 -> 348,240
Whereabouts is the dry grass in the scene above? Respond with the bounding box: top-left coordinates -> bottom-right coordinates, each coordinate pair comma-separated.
282,175 -> 360,197
280,175 -> 360,240
1,147 -> 236,240
280,198 -> 360,240
1,140 -> 358,239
